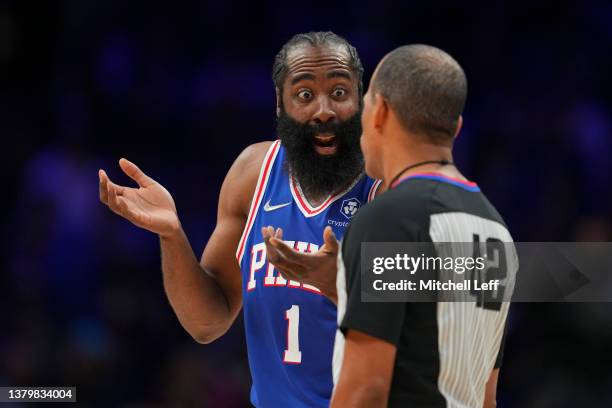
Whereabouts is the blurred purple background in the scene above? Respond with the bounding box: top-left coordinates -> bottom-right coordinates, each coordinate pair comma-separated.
1,0 -> 611,406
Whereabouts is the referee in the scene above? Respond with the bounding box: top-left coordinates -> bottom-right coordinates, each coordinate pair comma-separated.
330,45 -> 518,407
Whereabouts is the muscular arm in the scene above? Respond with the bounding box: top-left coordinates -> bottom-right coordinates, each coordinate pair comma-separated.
331,330 -> 396,408
100,142 -> 271,344
161,142 -> 271,343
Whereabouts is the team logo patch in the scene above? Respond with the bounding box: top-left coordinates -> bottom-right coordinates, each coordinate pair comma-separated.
341,198 -> 361,219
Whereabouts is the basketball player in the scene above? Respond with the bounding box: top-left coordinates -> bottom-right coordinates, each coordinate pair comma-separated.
263,45 -> 516,407
98,32 -> 382,407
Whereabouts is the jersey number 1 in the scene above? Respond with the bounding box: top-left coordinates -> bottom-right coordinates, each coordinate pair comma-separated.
283,305 -> 302,364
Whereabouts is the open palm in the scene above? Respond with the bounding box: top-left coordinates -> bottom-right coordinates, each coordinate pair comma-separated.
262,225 -> 339,303
99,158 -> 180,237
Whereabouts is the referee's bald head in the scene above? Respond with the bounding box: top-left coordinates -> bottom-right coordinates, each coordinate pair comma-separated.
370,44 -> 467,143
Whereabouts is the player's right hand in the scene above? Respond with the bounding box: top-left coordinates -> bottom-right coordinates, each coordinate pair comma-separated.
99,158 -> 181,237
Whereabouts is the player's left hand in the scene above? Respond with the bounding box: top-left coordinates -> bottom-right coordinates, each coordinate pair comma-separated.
262,225 -> 339,304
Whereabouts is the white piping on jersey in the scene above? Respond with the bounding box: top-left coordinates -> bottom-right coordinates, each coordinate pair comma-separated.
236,140 -> 281,265
332,248 -> 348,386
367,179 -> 383,202
289,172 -> 365,218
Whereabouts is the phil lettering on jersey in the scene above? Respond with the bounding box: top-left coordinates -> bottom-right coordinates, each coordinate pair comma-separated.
246,240 -> 323,293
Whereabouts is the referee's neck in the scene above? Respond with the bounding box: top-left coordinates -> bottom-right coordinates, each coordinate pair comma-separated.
382,137 -> 456,184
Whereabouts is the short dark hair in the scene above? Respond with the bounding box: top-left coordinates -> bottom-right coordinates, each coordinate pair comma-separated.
372,44 -> 467,142
272,31 -> 364,97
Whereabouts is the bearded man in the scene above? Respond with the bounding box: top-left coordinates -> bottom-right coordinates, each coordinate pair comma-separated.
98,31 -> 381,408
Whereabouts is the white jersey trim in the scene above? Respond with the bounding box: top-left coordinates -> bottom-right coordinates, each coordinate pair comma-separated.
367,179 -> 383,202
236,140 -> 281,265
289,173 -> 365,218
332,246 -> 348,386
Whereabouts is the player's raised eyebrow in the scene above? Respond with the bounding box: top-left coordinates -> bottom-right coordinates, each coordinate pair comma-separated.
326,70 -> 352,80
290,70 -> 352,86
291,73 -> 316,85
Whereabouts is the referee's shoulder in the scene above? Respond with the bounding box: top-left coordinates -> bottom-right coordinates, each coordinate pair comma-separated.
365,180 -> 434,214
349,181 -> 433,232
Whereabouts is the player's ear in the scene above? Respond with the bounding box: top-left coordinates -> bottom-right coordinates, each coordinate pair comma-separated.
453,115 -> 463,139
373,93 -> 388,131
275,87 -> 282,117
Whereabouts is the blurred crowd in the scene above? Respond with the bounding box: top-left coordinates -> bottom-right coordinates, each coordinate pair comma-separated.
1,1 -> 611,406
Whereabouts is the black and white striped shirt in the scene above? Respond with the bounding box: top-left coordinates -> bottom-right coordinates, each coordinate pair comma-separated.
333,174 -> 518,407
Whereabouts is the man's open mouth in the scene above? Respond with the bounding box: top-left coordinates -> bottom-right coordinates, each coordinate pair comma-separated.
313,133 -> 338,155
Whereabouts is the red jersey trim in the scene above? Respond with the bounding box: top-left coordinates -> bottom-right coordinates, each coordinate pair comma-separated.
367,179 -> 383,202
236,140 -> 281,264
289,173 -> 365,218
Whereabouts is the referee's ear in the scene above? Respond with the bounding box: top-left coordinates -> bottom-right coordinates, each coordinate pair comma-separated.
453,115 -> 463,139
373,93 -> 389,131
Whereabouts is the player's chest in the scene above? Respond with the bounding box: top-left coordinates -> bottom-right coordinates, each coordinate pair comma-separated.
242,233 -> 323,297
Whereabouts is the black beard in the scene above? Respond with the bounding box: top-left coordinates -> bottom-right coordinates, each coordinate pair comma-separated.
276,111 -> 364,199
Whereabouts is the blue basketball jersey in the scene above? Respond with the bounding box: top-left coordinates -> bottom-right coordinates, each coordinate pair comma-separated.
236,140 -> 381,407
